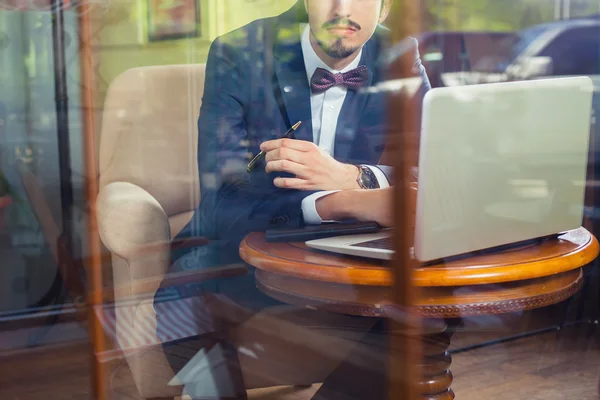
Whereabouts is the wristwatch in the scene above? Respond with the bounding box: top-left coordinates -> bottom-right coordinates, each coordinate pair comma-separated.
356,165 -> 380,189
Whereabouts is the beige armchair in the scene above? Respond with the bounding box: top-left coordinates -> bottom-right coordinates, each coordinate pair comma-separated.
95,64 -> 230,398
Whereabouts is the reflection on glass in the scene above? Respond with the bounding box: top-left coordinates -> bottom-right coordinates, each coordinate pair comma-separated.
2,1 -> 600,400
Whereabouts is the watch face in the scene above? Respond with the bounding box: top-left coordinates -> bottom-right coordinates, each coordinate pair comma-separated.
359,166 -> 379,189
359,173 -> 370,188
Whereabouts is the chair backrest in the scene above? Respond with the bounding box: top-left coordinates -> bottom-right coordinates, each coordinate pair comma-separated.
98,64 -> 206,217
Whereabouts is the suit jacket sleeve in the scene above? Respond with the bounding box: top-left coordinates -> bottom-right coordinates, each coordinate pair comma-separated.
194,37 -> 315,241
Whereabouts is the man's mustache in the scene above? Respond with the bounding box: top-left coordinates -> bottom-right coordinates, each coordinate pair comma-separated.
322,18 -> 361,31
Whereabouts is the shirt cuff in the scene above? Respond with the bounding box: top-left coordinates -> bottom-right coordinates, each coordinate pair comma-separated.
302,190 -> 340,225
365,165 -> 390,188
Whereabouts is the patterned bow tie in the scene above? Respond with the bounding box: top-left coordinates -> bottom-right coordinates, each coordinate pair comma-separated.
310,65 -> 369,94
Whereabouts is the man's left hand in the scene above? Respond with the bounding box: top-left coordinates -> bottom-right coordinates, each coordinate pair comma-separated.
260,138 -> 360,191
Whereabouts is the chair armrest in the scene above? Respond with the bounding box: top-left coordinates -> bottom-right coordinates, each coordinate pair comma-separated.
97,182 -> 210,258
97,182 -> 236,304
97,182 -> 174,301
96,182 -> 171,261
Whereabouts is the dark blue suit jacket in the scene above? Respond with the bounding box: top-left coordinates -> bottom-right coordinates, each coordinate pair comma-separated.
172,2 -> 431,265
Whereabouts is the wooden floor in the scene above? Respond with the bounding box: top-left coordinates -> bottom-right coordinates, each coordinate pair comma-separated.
1,320 -> 599,400
451,325 -> 600,400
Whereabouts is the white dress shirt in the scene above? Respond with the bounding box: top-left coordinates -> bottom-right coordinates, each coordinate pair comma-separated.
299,24 -> 389,224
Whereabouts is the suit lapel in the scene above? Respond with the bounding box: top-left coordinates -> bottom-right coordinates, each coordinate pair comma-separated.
333,43 -> 376,162
272,23 -> 313,142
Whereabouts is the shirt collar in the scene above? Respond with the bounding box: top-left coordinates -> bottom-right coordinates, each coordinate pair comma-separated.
300,23 -> 363,84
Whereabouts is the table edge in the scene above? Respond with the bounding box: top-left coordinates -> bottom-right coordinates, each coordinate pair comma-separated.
240,227 -> 599,287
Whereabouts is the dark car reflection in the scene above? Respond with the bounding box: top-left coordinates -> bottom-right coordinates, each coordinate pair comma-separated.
418,16 -> 600,223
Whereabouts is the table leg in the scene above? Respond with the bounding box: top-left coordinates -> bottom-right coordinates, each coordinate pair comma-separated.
419,322 -> 455,400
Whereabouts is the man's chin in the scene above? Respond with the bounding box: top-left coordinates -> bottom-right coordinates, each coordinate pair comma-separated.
325,47 -> 359,59
323,43 -> 360,59
315,35 -> 360,59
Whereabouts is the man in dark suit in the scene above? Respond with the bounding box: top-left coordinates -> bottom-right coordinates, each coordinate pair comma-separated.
155,0 -> 430,397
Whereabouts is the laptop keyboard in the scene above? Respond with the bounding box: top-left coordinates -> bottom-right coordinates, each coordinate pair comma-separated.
350,236 -> 394,250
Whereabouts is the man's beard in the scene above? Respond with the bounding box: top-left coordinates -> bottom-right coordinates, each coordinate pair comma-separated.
316,37 -> 359,59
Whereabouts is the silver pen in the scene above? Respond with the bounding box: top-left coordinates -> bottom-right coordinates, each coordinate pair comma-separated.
247,121 -> 302,172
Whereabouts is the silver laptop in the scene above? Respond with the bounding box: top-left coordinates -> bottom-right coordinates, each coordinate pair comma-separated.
306,76 -> 594,262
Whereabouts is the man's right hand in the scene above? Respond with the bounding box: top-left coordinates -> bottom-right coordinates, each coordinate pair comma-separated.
260,138 -> 360,191
315,187 -> 394,227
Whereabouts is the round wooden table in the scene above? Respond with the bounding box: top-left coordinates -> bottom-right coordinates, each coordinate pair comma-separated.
240,227 -> 599,399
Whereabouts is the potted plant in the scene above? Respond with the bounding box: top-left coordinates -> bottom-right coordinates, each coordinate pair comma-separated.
0,171 -> 13,231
